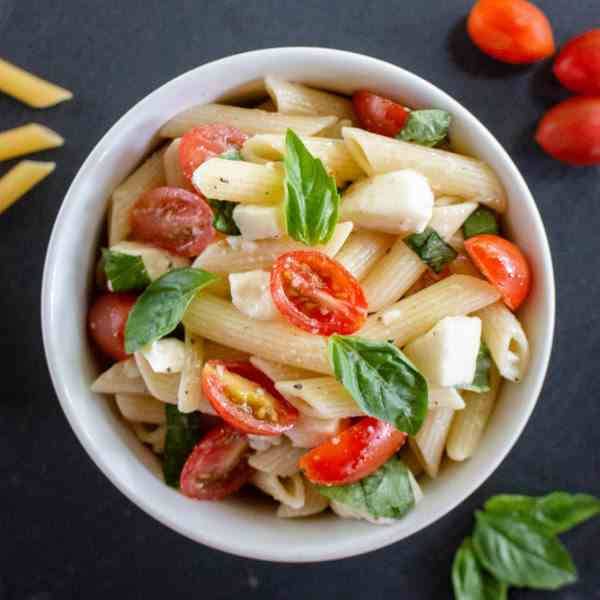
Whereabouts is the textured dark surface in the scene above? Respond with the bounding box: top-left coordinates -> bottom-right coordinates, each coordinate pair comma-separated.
1,1 -> 599,598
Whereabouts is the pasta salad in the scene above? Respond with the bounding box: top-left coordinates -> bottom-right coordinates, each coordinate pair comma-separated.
88,77 -> 531,524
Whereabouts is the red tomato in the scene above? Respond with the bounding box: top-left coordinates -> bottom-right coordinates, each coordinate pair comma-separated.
464,234 -> 531,311
179,124 -> 248,181
352,90 -> 410,137
535,97 -> 600,166
202,361 -> 298,436
88,292 -> 137,361
270,251 -> 368,336
130,186 -> 215,257
180,424 -> 252,500
299,417 -> 407,486
467,0 -> 555,64
554,30 -> 600,95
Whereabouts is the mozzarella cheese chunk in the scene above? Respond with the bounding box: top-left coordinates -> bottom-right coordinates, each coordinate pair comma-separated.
140,338 -> 186,374
232,204 -> 285,241
404,316 -> 482,387
109,241 -> 189,280
340,169 -> 433,234
229,270 -> 279,320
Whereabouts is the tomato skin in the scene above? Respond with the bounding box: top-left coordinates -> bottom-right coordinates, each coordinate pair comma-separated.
88,293 -> 137,361
554,30 -> 600,95
270,251 -> 368,336
352,90 -> 410,137
202,361 -> 298,436
467,0 -> 554,64
464,234 -> 531,311
180,424 -> 252,500
179,125 -> 248,181
299,417 -> 407,486
130,186 -> 215,257
535,97 -> 600,166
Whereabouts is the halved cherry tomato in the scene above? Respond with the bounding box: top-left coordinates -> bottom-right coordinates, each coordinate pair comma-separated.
467,0 -> 555,64
299,417 -> 407,486
130,186 -> 215,257
352,90 -> 410,137
88,292 -> 137,361
270,251 -> 368,336
180,423 -> 252,500
202,361 -> 298,436
554,30 -> 600,96
535,97 -> 600,166
464,234 -> 531,311
179,124 -> 248,181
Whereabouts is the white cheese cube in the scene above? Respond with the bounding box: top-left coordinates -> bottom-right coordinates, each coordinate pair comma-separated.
232,204 -> 285,241
109,241 -> 189,280
140,338 -> 186,374
229,270 -> 279,320
404,316 -> 482,387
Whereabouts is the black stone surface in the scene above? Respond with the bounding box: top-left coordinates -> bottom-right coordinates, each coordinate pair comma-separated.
1,1 -> 599,598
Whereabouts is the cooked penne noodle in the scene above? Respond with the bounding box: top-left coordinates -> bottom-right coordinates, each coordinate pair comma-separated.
335,229 -> 395,281
248,440 -> 305,476
409,406 -> 455,478
163,138 -> 188,188
249,356 -> 317,382
115,393 -> 166,424
134,353 -> 179,404
108,241 -> 190,280
398,445 -> 424,477
428,202 -> 478,240
429,387 -> 466,410
277,479 -> 329,518
203,340 -> 249,362
320,118 -> 353,140
0,160 -> 55,215
0,124 -> 64,161
251,471 -> 305,509
177,333 -> 215,414
285,415 -> 347,447
91,357 -> 148,395
255,98 -> 276,111
160,103 -> 337,138
131,422 -> 166,454
342,127 -> 507,212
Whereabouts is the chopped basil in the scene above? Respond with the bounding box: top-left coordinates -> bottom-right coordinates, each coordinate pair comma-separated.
163,405 -> 203,487
283,129 -> 340,246
124,267 -> 218,354
405,227 -> 457,273
328,335 -> 428,436
457,343 -> 492,393
397,109 -> 451,147
207,198 -> 240,235
463,207 -> 499,239
102,249 -> 151,292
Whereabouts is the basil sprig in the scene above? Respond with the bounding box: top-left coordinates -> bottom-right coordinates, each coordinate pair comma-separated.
124,267 -> 218,353
102,249 -> 151,292
405,227 -> 457,273
463,206 -> 499,239
163,405 -> 203,487
457,343 -> 492,393
283,129 -> 340,245
328,335 -> 428,436
207,199 -> 240,235
397,109 -> 451,147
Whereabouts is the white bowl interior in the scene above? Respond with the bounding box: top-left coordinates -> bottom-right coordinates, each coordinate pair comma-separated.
42,48 -> 554,562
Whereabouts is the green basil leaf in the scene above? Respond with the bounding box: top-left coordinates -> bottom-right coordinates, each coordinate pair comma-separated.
124,267 -> 218,353
452,538 -> 508,600
317,457 -> 415,520
284,128 -> 340,245
163,404 -> 203,487
328,335 -> 428,435
405,227 -> 458,273
102,249 -> 151,292
463,207 -> 500,239
207,198 -> 240,235
458,343 -> 492,393
472,511 -> 577,590
397,109 -> 451,147
484,492 -> 600,535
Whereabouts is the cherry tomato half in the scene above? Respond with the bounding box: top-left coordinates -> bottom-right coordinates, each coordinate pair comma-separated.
88,292 -> 137,361
270,251 -> 368,336
352,90 -> 410,137
130,186 -> 215,257
535,97 -> 600,166
202,361 -> 299,436
179,124 -> 248,181
467,0 -> 555,64
180,423 -> 252,500
554,30 -> 600,96
464,234 -> 531,311
299,417 -> 407,486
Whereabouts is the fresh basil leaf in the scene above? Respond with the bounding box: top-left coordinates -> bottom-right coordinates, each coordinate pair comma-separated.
207,199 -> 240,235
220,148 -> 242,161
484,492 -> 600,536
284,128 -> 340,245
472,511 -> 577,590
405,227 -> 458,273
328,335 -> 428,436
124,267 -> 218,353
397,109 -> 451,147
163,404 -> 203,487
102,249 -> 151,292
452,538 -> 508,600
317,457 -> 415,520
458,343 -> 492,393
463,207 -> 499,239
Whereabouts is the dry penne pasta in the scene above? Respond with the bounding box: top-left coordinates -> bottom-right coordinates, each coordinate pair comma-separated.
0,160 -> 55,215
409,406 -> 455,478
334,229 -> 395,280
0,124 -> 64,161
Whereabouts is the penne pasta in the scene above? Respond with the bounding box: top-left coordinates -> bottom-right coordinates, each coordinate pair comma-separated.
203,340 -> 249,362
115,393 -> 166,424
108,241 -> 190,280
131,422 -> 166,454
177,333 -> 215,414
248,440 -> 305,476
319,118 -> 353,140
249,356 -> 316,382
0,160 -> 55,215
429,387 -> 466,410
134,353 -> 180,404
0,124 -> 64,161
334,229 -> 395,281
427,202 -> 478,240
398,445 -> 424,477
91,357 -> 148,395
255,98 -> 276,112
409,406 -> 455,478
285,415 -> 347,448
277,478 -> 329,518
163,138 -> 188,188
251,471 -> 305,509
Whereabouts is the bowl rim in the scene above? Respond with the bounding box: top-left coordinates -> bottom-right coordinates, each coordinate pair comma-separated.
42,46 -> 555,562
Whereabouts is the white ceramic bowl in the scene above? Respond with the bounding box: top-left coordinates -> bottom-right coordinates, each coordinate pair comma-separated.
42,47 -> 555,562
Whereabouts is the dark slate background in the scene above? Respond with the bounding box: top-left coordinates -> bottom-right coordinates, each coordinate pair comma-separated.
1,1 -> 599,598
